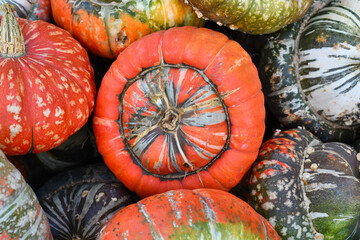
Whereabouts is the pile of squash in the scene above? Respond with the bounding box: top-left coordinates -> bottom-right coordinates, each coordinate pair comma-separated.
1,0 -> 359,239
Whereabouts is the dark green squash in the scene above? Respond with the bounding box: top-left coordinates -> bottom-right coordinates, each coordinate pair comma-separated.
34,124 -> 100,172
36,163 -> 138,240
248,127 -> 360,239
351,139 -> 360,154
259,0 -> 360,143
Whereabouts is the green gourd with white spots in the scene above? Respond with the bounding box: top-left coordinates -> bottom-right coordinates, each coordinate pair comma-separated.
259,0 -> 360,142
249,128 -> 360,239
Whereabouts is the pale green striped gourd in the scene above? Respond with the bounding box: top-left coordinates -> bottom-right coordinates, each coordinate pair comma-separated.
259,0 -> 360,142
0,149 -> 53,239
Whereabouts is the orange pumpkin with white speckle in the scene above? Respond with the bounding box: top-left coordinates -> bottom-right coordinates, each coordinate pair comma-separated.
0,4 -> 96,155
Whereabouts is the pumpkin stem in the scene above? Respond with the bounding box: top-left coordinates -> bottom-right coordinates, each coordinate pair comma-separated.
0,4 -> 26,58
160,108 -> 180,132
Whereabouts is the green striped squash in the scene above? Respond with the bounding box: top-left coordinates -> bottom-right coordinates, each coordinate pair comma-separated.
249,128 -> 360,239
0,149 -> 53,239
184,0 -> 314,34
259,0 -> 360,142
0,0 -> 51,21
36,163 -> 137,240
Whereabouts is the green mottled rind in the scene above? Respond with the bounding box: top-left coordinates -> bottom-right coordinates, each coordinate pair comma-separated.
303,142 -> 360,239
169,221 -> 265,239
185,0 -> 313,34
0,150 -> 53,240
69,0 -> 204,31
249,128 -> 360,239
259,0 -> 360,142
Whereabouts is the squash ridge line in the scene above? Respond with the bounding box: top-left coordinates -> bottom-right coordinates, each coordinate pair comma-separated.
299,137 -> 323,239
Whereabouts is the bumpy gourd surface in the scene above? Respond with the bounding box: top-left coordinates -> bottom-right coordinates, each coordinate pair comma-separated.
184,0 -> 314,34
249,128 -> 360,239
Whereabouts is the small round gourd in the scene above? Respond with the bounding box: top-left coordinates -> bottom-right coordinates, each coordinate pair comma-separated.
0,149 -> 53,239
259,0 -> 360,142
249,127 -> 360,239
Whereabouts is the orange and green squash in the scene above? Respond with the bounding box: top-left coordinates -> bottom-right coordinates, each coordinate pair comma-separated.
93,26 -> 266,197
249,127 -> 360,239
50,0 -> 205,59
97,188 -> 281,239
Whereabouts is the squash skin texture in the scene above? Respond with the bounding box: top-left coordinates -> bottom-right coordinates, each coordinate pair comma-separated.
96,189 -> 281,239
36,163 -> 137,240
51,0 -> 205,59
0,150 -> 53,239
249,128 -> 360,239
184,0 -> 314,34
93,26 -> 265,197
0,17 -> 96,155
0,0 -> 52,21
259,0 -> 360,143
